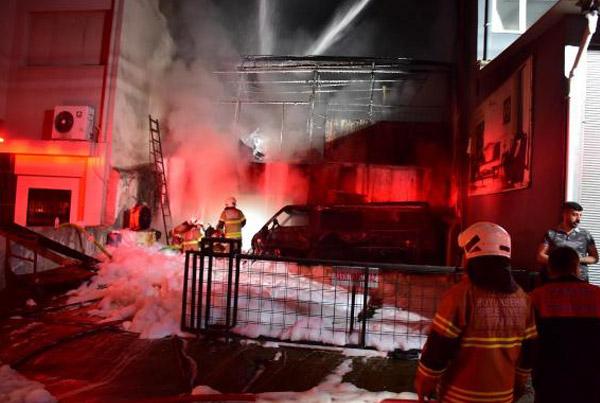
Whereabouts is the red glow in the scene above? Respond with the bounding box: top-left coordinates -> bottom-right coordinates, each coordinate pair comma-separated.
166,126 -> 239,225
18,154 -> 87,166
0,139 -> 93,156
262,162 -> 308,209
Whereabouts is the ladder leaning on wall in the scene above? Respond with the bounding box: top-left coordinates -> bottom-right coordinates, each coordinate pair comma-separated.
148,115 -> 172,245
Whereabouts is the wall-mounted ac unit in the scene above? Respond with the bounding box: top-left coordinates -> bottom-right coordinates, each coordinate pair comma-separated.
51,105 -> 95,141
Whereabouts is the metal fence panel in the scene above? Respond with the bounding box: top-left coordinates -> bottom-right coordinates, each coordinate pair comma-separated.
182,238 -> 464,351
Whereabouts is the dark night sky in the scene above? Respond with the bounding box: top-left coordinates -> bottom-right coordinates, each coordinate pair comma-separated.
159,0 -> 458,64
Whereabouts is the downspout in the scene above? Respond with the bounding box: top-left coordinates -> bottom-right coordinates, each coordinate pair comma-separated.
483,0 -> 490,60
564,8 -> 598,200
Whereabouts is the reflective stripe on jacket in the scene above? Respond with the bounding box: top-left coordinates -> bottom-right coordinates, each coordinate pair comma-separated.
418,278 -> 537,403
218,207 -> 246,240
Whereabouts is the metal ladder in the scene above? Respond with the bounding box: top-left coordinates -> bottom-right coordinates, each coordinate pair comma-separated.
149,115 -> 172,244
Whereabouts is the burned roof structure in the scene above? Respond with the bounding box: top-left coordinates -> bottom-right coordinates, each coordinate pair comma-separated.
217,56 -> 452,161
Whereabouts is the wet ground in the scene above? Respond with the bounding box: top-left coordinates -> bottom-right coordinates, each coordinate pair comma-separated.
0,268 -> 534,402
0,277 -> 418,402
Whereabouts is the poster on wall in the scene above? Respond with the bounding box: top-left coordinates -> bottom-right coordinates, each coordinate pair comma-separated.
468,58 -> 533,196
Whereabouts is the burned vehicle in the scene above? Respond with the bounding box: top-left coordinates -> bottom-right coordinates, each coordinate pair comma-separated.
251,202 -> 447,264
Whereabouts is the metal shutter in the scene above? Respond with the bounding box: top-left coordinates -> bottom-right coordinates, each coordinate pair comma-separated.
582,50 -> 600,285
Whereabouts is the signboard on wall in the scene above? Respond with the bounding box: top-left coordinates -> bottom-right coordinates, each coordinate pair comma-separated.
332,266 -> 379,289
468,58 -> 533,196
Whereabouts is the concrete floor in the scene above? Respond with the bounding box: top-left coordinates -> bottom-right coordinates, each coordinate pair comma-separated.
0,268 -> 534,402
0,299 -> 419,401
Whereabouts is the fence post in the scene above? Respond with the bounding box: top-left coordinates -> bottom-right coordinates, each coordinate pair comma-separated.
197,253 -> 205,331
225,240 -> 235,329
360,266 -> 369,348
349,284 -> 357,335
181,251 -> 190,330
204,240 -> 215,329
232,249 -> 242,327
190,250 -> 198,331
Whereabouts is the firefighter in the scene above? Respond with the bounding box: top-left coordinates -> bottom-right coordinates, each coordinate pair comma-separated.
531,246 -> 600,402
217,196 -> 246,244
414,222 -> 537,403
170,218 -> 204,252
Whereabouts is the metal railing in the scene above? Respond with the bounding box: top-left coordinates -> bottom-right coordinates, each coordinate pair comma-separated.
182,238 -> 464,351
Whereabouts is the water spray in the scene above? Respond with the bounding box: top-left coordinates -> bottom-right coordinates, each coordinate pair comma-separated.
307,0 -> 372,55
259,0 -> 274,55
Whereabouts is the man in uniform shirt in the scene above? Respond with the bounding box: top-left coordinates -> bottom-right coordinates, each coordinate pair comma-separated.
537,201 -> 598,282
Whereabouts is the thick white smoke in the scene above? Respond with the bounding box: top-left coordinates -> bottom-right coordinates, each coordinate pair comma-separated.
147,0 -> 451,233
154,1 -> 312,236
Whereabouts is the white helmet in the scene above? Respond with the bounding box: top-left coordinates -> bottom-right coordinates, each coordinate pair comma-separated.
458,221 -> 511,259
225,196 -> 237,207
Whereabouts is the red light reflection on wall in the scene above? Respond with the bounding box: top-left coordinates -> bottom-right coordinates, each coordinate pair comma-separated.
0,139 -> 93,157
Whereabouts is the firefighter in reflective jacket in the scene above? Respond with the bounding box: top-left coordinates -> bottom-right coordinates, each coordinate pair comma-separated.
531,245 -> 600,402
217,197 -> 246,241
414,222 -> 537,403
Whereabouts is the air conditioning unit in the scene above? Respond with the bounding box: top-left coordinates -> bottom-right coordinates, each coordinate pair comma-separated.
51,106 -> 95,141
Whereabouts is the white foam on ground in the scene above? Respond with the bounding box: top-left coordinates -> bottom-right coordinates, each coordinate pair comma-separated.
64,235 -> 428,400
0,364 -> 56,403
68,233 -> 428,350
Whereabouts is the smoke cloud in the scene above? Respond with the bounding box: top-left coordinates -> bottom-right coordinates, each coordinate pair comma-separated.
154,0 -> 313,242
146,0 -> 456,244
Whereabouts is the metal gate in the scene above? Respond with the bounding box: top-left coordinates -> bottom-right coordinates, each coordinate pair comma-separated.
181,244 -> 462,351
181,238 -> 242,332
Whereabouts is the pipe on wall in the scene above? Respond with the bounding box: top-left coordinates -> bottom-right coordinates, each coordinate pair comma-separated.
564,10 -> 598,201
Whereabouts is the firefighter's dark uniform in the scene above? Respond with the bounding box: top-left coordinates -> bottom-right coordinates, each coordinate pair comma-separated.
417,276 -> 537,402
218,207 -> 246,240
531,276 -> 600,403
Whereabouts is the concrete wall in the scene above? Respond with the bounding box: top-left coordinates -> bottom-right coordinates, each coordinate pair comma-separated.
465,17 -> 582,270
111,0 -> 173,170
105,0 -> 173,226
4,0 -> 112,140
0,0 -> 175,227
0,0 -> 16,124
0,0 -> 116,227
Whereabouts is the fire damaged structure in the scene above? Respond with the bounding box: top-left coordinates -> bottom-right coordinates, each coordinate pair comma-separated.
0,1 -> 599,282
2,1 -> 600,401
218,56 -> 455,264
2,1 -> 600,283
219,56 -> 450,160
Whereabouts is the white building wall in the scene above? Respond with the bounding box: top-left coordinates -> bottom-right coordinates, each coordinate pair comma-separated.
106,0 -> 174,226
581,49 -> 600,285
111,0 -> 173,170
